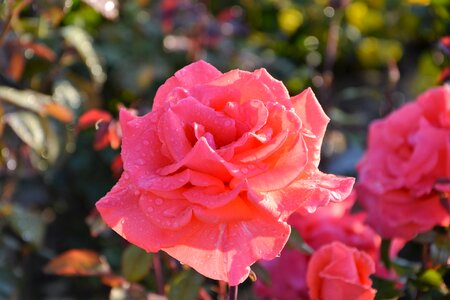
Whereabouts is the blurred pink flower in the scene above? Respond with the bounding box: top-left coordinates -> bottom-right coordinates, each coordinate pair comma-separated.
96,61 -> 354,285
307,242 -> 376,300
255,193 -> 387,300
357,86 -> 450,239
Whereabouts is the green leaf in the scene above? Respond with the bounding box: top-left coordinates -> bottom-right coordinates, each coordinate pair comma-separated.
5,111 -> 45,153
419,269 -> 443,288
0,87 -> 51,113
371,275 -> 402,300
61,26 -> 106,87
381,239 -> 392,269
121,245 -> 153,282
287,227 -> 313,255
8,205 -> 45,247
167,268 -> 204,300
53,79 -> 83,110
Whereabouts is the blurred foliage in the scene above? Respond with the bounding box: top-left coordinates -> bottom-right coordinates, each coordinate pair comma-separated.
0,0 -> 449,299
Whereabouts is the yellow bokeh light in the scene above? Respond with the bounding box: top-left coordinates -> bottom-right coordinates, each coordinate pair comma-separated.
278,7 -> 304,35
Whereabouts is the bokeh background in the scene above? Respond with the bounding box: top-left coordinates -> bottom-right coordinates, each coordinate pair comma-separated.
0,0 -> 449,299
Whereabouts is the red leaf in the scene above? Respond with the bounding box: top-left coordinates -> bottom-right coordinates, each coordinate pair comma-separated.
101,274 -> 125,287
108,121 -> 121,149
78,109 -> 112,131
21,41 -> 56,62
111,154 -> 123,178
43,103 -> 74,123
439,36 -> 450,56
94,123 -> 112,150
7,50 -> 25,81
43,249 -> 111,276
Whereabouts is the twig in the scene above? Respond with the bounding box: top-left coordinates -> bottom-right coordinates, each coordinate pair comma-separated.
0,0 -> 32,46
321,10 -> 343,108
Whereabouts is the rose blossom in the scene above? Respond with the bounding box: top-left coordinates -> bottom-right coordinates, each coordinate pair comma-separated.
307,242 -> 376,300
357,86 -> 450,239
96,61 -> 354,285
255,193 -> 383,300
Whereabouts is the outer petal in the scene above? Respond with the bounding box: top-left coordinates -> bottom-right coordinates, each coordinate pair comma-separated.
357,186 -> 450,239
153,60 -> 222,110
163,217 -> 290,286
291,88 -> 330,168
96,174 -> 190,251
120,108 -> 171,177
296,171 -> 355,214
208,68 -> 290,105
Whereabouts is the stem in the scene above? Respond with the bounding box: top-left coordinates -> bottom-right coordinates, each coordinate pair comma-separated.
321,10 -> 343,108
228,285 -> 238,300
153,252 -> 165,295
0,0 -> 32,46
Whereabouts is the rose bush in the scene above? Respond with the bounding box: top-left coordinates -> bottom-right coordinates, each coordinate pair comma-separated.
255,193 -> 385,300
306,242 -> 376,300
96,61 -> 354,285
357,86 -> 450,239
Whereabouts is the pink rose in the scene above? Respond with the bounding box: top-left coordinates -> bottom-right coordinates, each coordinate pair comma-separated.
357,86 -> 450,239
96,61 -> 354,285
255,193 -> 382,300
307,242 -> 376,300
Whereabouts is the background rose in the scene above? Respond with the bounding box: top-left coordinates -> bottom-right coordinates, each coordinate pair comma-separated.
306,242 -> 376,300
96,61 -> 354,285
255,193 -> 386,300
357,86 -> 450,239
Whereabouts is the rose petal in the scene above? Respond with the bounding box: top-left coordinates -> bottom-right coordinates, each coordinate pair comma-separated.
172,97 -> 236,146
297,172 -> 355,213
291,88 -> 329,169
157,109 -> 192,161
358,186 -> 450,239
120,108 -> 171,175
247,134 -> 308,191
139,192 -> 193,230
96,174 -> 188,251
158,137 -> 232,180
163,216 -> 290,286
153,60 -> 222,110
184,180 -> 247,208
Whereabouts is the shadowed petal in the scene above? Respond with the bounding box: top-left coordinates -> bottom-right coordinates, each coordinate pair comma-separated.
163,216 -> 290,286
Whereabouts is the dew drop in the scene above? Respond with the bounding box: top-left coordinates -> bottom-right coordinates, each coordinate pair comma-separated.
134,190 -> 140,196
224,120 -> 233,127
147,207 -> 154,213
163,209 -> 176,217
124,173 -> 130,179
155,198 -> 163,205
143,140 -> 149,146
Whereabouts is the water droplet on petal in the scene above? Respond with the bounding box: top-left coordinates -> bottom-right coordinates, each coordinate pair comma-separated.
143,140 -> 149,146
124,173 -> 129,179
163,209 -> 176,217
134,190 -> 140,196
224,120 -> 233,127
147,207 -> 154,213
155,198 -> 163,205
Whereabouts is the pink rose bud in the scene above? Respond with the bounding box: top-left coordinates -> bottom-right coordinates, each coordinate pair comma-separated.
307,242 -> 376,300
